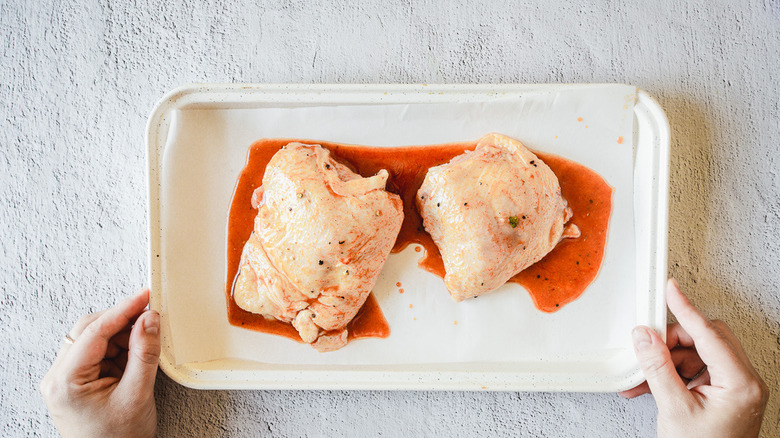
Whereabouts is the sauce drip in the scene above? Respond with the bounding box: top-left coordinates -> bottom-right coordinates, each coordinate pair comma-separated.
226,137 -> 613,343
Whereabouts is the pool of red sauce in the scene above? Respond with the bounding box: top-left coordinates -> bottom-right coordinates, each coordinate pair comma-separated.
226,138 -> 613,342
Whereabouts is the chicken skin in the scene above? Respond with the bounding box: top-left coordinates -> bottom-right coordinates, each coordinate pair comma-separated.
417,133 -> 579,302
233,143 -> 403,351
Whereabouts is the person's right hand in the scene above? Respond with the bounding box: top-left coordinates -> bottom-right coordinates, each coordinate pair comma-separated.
620,279 -> 769,437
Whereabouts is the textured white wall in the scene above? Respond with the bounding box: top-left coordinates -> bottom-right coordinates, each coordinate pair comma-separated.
1,1 -> 778,436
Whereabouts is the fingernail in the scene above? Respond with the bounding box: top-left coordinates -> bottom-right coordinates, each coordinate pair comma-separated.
133,288 -> 149,304
632,327 -> 652,351
144,311 -> 160,335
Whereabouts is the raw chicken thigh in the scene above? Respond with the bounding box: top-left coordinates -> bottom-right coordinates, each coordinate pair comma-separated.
417,133 -> 580,302
233,143 -> 403,352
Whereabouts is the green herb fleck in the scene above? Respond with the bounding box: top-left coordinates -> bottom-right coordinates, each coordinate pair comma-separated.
509,216 -> 519,228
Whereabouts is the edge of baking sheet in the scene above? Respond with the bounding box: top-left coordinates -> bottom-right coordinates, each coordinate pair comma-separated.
145,84 -> 670,392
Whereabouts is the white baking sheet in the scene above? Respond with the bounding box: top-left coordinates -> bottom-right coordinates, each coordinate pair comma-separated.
160,85 -> 637,366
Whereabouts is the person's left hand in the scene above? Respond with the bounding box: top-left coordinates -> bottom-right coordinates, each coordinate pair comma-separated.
40,288 -> 160,438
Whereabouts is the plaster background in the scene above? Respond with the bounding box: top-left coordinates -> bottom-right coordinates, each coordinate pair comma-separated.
1,1 -> 778,436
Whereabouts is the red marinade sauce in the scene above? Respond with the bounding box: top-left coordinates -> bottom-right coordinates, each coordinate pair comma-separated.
226,138 -> 613,343
506,153 -> 612,312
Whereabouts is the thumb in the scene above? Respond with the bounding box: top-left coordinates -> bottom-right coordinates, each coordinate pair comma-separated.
632,326 -> 692,411
119,310 -> 161,394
